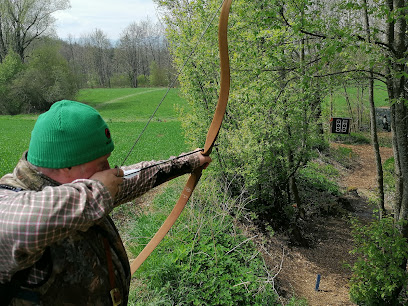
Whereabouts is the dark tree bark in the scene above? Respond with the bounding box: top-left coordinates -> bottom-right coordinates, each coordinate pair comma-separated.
362,0 -> 386,217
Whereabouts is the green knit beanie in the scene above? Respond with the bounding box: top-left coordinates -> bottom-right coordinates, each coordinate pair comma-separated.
27,100 -> 114,168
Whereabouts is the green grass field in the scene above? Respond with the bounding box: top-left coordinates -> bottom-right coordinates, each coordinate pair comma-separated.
0,82 -> 391,175
323,81 -> 389,117
0,88 -> 190,175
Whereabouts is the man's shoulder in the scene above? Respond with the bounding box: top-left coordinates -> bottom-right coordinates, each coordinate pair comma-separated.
0,173 -> 27,191
0,184 -> 23,192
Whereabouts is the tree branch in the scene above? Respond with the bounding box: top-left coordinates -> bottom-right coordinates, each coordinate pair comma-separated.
279,4 -> 395,54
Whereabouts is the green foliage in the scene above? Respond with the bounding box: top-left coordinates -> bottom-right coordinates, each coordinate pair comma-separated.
137,75 -> 149,87
149,61 -> 168,87
0,51 -> 25,114
286,297 -> 308,306
383,157 -> 395,193
0,51 -> 24,89
1,43 -> 78,114
349,217 -> 408,305
328,132 -> 371,145
110,73 -> 131,87
298,162 -> 340,196
128,180 -> 279,305
160,0 -> 327,227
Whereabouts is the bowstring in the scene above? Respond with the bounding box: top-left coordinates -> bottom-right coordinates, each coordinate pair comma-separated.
120,0 -> 227,167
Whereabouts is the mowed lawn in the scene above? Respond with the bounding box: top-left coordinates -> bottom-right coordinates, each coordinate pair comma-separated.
323,81 -> 389,117
0,88 -> 190,175
1,83 -> 391,175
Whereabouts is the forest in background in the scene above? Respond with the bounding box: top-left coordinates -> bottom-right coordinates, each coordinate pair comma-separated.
0,0 -> 172,114
2,0 -> 408,304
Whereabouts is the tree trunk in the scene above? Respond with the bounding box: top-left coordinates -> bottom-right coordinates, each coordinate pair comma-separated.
385,0 -> 408,301
362,0 -> 385,217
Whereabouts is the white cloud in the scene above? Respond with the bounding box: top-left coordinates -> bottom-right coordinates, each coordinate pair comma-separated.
52,0 -> 158,40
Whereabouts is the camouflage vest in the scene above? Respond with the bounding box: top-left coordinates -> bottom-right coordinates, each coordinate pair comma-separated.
1,155 -> 130,305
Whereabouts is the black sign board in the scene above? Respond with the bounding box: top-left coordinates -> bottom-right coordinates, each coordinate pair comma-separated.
331,117 -> 351,134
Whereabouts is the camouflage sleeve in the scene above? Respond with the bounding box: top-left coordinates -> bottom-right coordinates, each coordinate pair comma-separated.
115,150 -> 201,205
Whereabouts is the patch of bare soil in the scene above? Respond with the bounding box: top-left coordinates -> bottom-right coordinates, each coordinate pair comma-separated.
272,136 -> 394,305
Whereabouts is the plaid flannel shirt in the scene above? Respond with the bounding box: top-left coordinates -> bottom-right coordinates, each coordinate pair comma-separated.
0,151 -> 200,284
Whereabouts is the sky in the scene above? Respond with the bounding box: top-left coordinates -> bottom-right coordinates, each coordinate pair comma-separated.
52,0 -> 159,40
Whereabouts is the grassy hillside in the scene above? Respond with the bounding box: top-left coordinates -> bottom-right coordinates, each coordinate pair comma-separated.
0,88 -> 190,175
323,81 -> 389,118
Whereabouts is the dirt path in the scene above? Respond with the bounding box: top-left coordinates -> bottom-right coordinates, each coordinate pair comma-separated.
275,140 -> 394,305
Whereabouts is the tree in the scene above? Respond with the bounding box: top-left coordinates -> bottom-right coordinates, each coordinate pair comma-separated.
294,0 -> 408,302
361,0 -> 386,217
0,0 -> 70,63
83,29 -> 113,87
156,0 -> 328,245
4,41 -> 77,114
116,22 -> 144,88
149,60 -> 167,86
116,19 -> 170,88
0,50 -> 24,113
153,0 -> 408,302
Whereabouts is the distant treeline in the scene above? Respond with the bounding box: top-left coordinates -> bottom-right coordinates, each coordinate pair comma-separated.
0,0 -> 172,115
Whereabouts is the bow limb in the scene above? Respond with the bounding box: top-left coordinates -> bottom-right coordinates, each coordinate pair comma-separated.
130,0 -> 232,275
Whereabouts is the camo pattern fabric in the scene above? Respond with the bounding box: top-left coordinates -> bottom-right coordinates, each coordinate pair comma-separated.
0,151 -> 200,305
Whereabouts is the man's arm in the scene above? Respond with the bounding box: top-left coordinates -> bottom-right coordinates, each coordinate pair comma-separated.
0,180 -> 113,280
114,150 -> 210,205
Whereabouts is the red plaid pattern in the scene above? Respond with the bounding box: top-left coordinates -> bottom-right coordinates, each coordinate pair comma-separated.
0,151 -> 200,284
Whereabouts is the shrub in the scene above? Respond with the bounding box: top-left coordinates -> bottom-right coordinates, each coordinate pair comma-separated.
383,157 -> 395,193
329,132 -> 371,144
298,162 -> 340,195
128,181 -> 279,305
2,44 -> 77,114
149,61 -> 168,87
349,217 -> 408,305
110,73 -> 131,87
137,74 -> 149,87
0,51 -> 25,114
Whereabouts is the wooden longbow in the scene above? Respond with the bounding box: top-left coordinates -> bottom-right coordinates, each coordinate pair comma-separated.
130,0 -> 232,275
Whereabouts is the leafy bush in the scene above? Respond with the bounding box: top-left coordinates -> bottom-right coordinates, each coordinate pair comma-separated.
349,217 -> 408,305
329,132 -> 371,145
1,43 -> 77,114
0,51 -> 25,114
137,74 -> 149,87
149,61 -> 168,87
110,73 -> 131,87
383,157 -> 395,193
298,162 -> 340,195
128,181 -> 279,305
157,224 -> 277,305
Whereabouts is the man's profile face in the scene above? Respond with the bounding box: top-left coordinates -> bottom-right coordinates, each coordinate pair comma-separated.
67,153 -> 111,182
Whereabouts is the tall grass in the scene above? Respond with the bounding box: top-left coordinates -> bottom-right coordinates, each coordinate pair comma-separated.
126,178 -> 280,305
